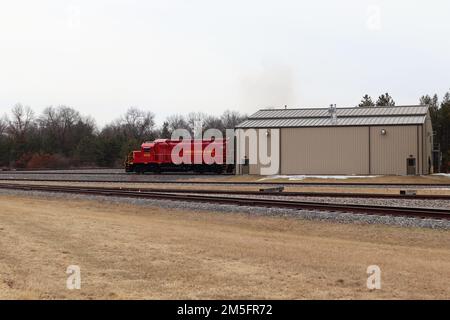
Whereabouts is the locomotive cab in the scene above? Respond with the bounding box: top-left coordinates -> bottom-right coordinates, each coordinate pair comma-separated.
141,143 -> 153,157
125,142 -> 155,173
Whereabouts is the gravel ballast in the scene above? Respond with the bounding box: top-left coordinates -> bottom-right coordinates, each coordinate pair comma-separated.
180,193 -> 450,209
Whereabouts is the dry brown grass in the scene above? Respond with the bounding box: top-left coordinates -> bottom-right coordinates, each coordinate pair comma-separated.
0,194 -> 449,300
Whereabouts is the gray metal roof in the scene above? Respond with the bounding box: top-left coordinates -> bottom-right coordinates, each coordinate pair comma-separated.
236,105 -> 429,128
237,115 -> 427,128
249,105 -> 428,119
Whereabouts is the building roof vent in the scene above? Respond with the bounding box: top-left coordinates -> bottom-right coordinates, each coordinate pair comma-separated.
328,104 -> 337,125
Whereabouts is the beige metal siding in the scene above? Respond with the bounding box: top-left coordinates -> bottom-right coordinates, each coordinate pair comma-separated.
241,129 -> 260,175
249,129 -> 277,175
418,126 -> 423,174
280,127 -> 369,175
238,123 -> 429,176
249,129 -> 261,175
238,129 -> 277,175
423,113 -> 433,174
370,126 -> 418,175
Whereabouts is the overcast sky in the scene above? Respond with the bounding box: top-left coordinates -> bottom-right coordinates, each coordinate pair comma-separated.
1,0 -> 449,126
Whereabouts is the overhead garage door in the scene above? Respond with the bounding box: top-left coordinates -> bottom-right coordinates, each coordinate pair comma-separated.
280,127 -> 370,175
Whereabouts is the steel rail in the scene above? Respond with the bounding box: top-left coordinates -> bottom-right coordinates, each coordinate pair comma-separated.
0,183 -> 448,220
0,171 -> 234,176
94,186 -> 450,200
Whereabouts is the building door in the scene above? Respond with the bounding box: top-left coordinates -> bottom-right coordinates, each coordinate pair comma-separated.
241,156 -> 249,174
406,157 -> 416,175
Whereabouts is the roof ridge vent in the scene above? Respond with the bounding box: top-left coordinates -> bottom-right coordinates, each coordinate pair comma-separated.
328,104 -> 337,125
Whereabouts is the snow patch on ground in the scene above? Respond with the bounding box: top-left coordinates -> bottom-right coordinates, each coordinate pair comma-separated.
258,175 -> 381,181
432,173 -> 450,178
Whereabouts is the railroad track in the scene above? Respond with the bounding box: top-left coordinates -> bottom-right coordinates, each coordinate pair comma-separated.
79,186 -> 450,200
3,183 -> 448,199
0,183 -> 448,220
0,171 -> 233,176
1,177 -> 450,188
0,171 -> 126,175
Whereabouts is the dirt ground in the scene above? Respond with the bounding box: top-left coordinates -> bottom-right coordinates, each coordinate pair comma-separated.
0,194 -> 449,300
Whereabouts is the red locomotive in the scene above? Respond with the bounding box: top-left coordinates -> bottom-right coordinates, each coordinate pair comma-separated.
125,138 -> 234,173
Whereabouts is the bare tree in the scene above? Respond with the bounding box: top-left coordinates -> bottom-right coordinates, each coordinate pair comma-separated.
40,106 -> 78,134
0,116 -> 7,136
220,110 -> 247,129
121,107 -> 155,141
166,114 -> 190,135
7,104 -> 35,140
164,110 -> 246,138
39,106 -> 88,153
186,112 -> 207,136
203,115 -> 224,133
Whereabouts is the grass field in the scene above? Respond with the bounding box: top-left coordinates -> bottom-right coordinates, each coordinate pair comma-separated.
0,194 -> 449,299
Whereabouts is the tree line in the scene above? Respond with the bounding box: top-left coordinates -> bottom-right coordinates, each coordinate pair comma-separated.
1,91 -> 450,171
0,106 -> 247,169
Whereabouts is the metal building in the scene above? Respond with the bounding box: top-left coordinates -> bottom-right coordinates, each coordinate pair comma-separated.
235,105 -> 433,175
